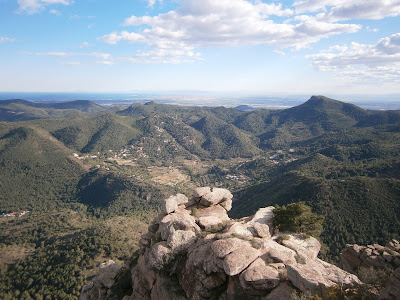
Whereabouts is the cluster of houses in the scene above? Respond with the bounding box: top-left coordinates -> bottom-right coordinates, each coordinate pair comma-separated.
1,210 -> 29,218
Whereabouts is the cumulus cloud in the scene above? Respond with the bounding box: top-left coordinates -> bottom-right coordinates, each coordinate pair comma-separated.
0,37 -> 16,43
17,0 -> 71,14
294,0 -> 400,21
100,0 -> 362,63
307,33 -> 400,82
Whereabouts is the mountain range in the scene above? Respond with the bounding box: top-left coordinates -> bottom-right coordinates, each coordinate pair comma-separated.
0,95 -> 399,298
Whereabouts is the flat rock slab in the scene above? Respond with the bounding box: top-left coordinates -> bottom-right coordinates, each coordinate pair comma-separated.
248,207 -> 275,226
223,245 -> 260,276
281,234 -> 321,262
263,239 -> 297,265
287,259 -> 360,295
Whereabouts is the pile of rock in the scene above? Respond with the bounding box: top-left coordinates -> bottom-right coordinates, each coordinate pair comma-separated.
81,187 -> 360,300
340,240 -> 400,272
80,260 -> 121,300
340,240 -> 400,299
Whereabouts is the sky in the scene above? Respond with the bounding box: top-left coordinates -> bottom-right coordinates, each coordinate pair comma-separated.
1,0 -> 400,96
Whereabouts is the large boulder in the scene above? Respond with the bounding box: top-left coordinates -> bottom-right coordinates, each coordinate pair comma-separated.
223,245 -> 260,276
98,260 -> 121,289
287,258 -> 361,296
199,187 -> 233,206
212,237 -> 249,258
241,265 -> 281,290
263,239 -> 297,265
280,234 -> 321,262
167,229 -> 197,251
162,194 -> 188,214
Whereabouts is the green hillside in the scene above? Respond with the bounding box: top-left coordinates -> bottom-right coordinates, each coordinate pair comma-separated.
1,96 -> 400,298
0,99 -> 105,122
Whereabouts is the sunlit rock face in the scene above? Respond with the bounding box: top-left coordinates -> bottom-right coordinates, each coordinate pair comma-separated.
81,187 -> 360,300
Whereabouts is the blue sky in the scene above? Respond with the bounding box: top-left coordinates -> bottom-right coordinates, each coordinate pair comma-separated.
1,0 -> 400,96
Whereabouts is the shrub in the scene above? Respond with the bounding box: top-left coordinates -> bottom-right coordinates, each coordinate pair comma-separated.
274,202 -> 324,238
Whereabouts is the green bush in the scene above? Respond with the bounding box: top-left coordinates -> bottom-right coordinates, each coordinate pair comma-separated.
274,202 -> 324,238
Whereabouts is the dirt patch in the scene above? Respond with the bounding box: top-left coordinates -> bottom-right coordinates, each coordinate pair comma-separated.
0,245 -> 34,267
110,158 -> 137,167
148,166 -> 190,186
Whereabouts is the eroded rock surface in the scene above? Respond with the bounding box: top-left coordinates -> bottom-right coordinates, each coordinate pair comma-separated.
81,187 -> 362,300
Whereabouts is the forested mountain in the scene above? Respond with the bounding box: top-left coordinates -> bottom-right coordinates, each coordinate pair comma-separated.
0,99 -> 105,122
0,95 -> 400,298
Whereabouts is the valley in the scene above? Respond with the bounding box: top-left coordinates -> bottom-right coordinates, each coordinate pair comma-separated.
0,95 -> 400,299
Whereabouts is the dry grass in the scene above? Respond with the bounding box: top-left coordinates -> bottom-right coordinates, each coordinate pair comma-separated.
148,166 -> 190,186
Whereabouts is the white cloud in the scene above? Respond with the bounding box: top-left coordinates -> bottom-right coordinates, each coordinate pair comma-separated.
0,37 -> 16,43
96,60 -> 114,65
35,52 -> 111,60
294,0 -> 400,21
79,42 -> 90,48
147,0 -> 156,8
307,33 -> 400,82
17,0 -> 72,14
100,0 -> 361,63
49,9 -> 60,15
120,46 -> 201,64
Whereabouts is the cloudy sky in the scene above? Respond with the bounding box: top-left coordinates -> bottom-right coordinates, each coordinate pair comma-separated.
1,0 -> 400,95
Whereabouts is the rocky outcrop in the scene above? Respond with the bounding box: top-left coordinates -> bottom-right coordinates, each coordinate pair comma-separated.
340,240 -> 400,299
340,240 -> 400,272
81,187 -> 361,300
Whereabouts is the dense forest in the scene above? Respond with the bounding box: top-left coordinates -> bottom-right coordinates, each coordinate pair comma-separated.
0,95 -> 399,298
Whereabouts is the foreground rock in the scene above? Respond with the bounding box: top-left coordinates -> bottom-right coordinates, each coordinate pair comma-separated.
81,187 -> 361,300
